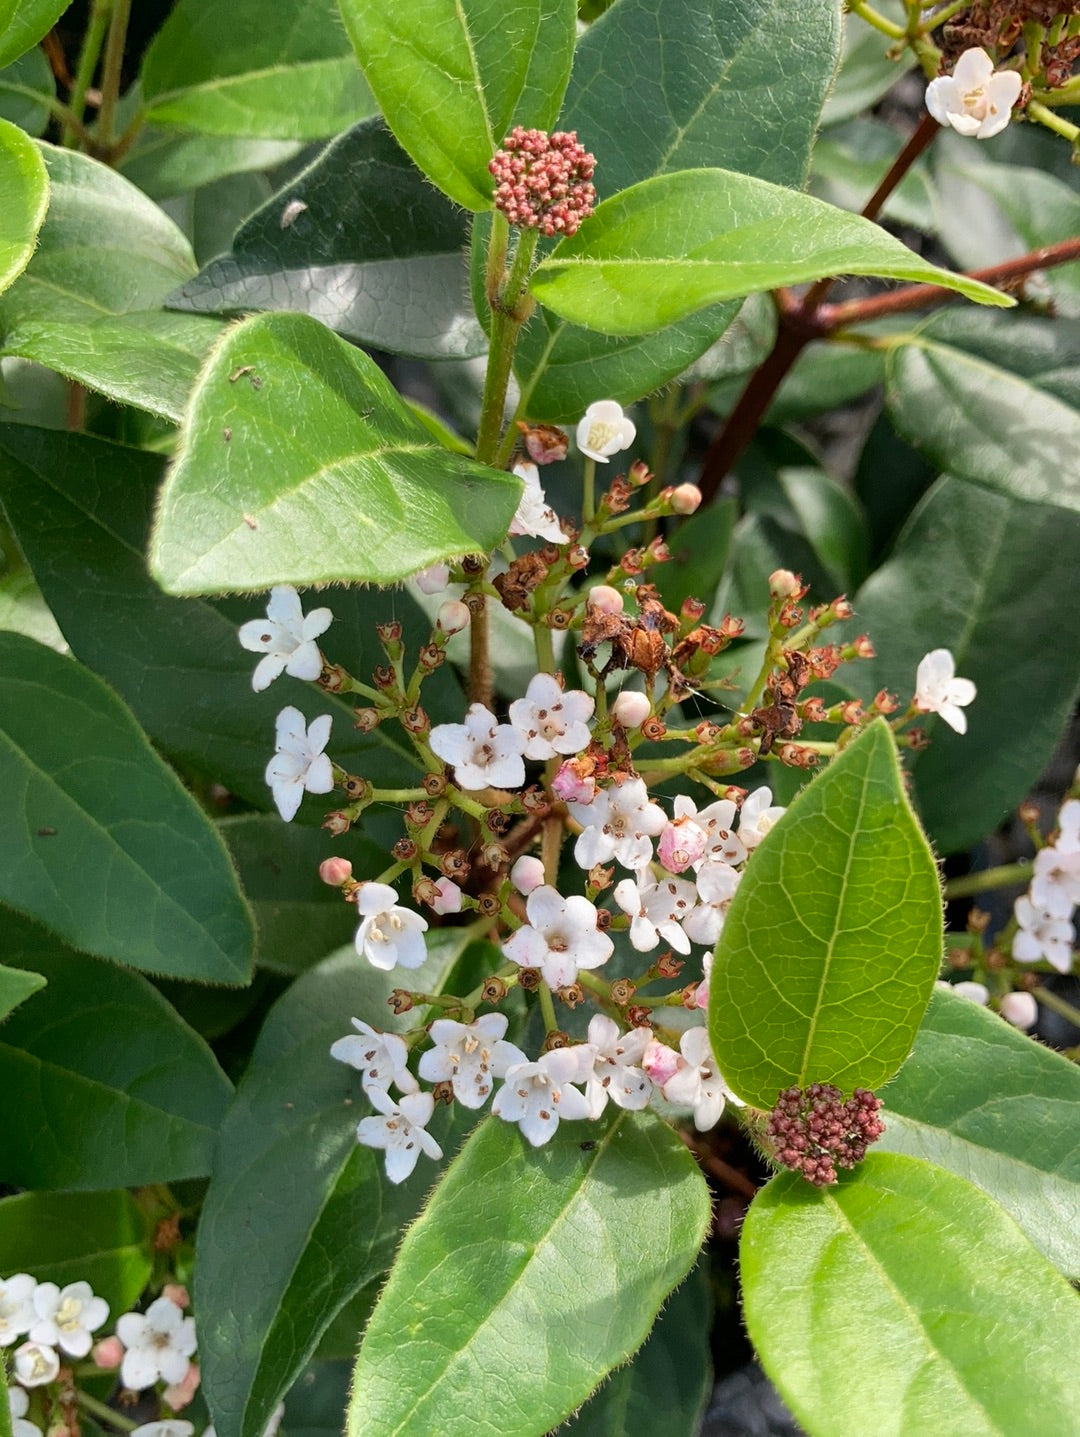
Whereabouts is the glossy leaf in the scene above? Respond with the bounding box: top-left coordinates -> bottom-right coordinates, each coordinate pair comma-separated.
655,500 -> 736,617
0,143 -> 219,419
515,0 -> 842,419
0,1190 -> 153,1314
168,119 -> 484,360
196,938 -> 474,1437
0,935 -> 233,1189
0,0 -> 68,69
820,7 -> 910,126
0,47 -> 55,135
150,311 -> 522,594
348,1109 -> 710,1437
119,130 -> 302,201
0,631 -> 255,981
886,310 -> 1080,513
741,1153 -> 1080,1437
338,0 -> 576,210
0,119 -> 47,297
743,464 -> 871,593
878,986 -> 1080,1278
141,0 -> 375,140
850,474 -> 1080,854
0,962 -> 44,1021
531,169 -> 1011,336
709,720 -> 942,1109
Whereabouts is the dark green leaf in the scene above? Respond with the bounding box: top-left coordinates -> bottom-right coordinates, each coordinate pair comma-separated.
811,119 -> 935,232
0,0 -> 68,69
655,500 -> 736,616
879,986 -> 1080,1278
0,47 -> 55,135
167,119 -> 484,360
338,0 -> 576,210
743,465 -> 870,592
0,118 -> 47,296
0,1190 -> 153,1314
820,8 -> 911,126
741,1153 -> 1080,1437
150,311 -> 522,594
853,411 -> 936,562
849,474 -> 1080,854
0,631 -> 254,981
0,962 -> 44,1021
118,130 -> 302,201
0,933 -> 233,1188
348,1109 -> 710,1437
710,720 -> 942,1109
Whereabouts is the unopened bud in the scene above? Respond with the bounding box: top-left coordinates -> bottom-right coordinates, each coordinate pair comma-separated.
769,569 -> 801,599
162,1284 -> 190,1310
319,856 -> 353,887
437,600 -> 471,635
431,877 -> 463,914
611,690 -> 650,727
511,855 -> 546,894
92,1336 -> 124,1370
1000,991 -> 1038,1029
415,562 -> 451,594
628,459 -> 652,487
680,596 -> 706,623
953,980 -> 990,1006
667,483 -> 702,514
851,634 -> 876,659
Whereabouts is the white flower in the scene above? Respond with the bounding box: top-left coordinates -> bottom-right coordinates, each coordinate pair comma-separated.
576,400 -> 636,463
356,1087 -> 442,1183
1013,896 -> 1074,974
737,787 -> 785,849
613,873 -> 697,954
492,1046 -> 593,1146
0,1273 -> 37,1346
583,1015 -> 652,1118
29,1281 -> 108,1359
509,462 -> 565,544
683,861 -> 741,947
502,885 -> 613,989
662,1026 -> 741,1131
657,796 -> 708,873
570,777 -> 667,871
132,1423 -> 195,1437
1057,799 -> 1080,855
694,797 -> 747,867
418,1014 -> 524,1109
925,48 -> 1021,140
999,991 -> 1038,1030
430,703 -> 526,791
12,1342 -> 59,1388
9,1386 -> 42,1437
265,707 -> 334,821
116,1297 -> 197,1390
202,1406 -> 282,1437
331,1017 -> 418,1094
1031,844 -> 1080,919
238,585 -> 332,692
914,649 -> 977,734
354,883 -> 428,971
508,674 -> 594,760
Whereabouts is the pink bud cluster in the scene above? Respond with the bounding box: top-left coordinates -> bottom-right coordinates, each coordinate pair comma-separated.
765,1083 -> 885,1187
489,127 -> 597,237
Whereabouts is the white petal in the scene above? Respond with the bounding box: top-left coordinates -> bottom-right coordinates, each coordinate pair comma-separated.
952,47 -> 994,89
265,586 -> 303,624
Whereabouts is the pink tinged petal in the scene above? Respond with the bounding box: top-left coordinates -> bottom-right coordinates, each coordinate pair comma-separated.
510,855 -> 546,894
502,925 -> 551,969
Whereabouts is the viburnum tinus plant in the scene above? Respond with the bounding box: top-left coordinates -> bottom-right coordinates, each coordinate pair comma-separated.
2,1 -> 1080,1436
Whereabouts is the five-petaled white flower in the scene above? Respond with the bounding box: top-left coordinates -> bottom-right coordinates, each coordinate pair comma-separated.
29,1281 -> 109,1359
693,797 -> 748,867
331,1017 -> 418,1093
662,1026 -> 741,1131
354,883 -> 428,971
914,649 -> 977,734
925,48 -> 1021,140
356,1087 -> 443,1183
509,462 -> 565,544
265,707 -> 334,821
116,1297 -> 196,1391
492,1046 -> 594,1147
238,585 -> 333,692
737,787 -> 785,849
1013,896 -> 1074,974
502,884 -> 613,989
418,1014 -> 524,1109
508,673 -> 594,760
12,1341 -> 59,1388
430,703 -> 526,791
0,1273 -> 37,1346
1031,843 -> 1080,919
613,873 -> 698,954
576,400 -> 636,463
683,861 -> 741,947
131,1423 -> 195,1437
583,1015 -> 652,1118
9,1386 -> 42,1437
570,777 -> 667,871
657,796 -> 708,873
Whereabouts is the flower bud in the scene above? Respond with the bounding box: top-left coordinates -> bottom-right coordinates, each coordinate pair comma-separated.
415,562 -> 450,594
611,690 -> 651,727
318,857 -> 353,887
953,980 -> 990,1005
164,1362 -> 201,1411
93,1336 -> 124,1370
1000,991 -> 1038,1029
667,483 -> 702,514
768,569 -> 801,599
552,760 -> 596,805
437,599 -> 471,635
431,877 -> 463,914
587,583 -> 624,614
510,855 -> 546,894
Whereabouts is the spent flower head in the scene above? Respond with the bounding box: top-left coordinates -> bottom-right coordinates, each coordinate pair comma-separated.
766,1083 -> 885,1187
489,127 -> 596,236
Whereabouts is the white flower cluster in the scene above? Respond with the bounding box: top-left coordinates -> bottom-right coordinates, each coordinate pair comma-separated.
1013,798 -> 1080,975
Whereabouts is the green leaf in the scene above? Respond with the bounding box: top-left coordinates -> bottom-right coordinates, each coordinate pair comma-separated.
878,986 -> 1080,1278
0,630 -> 254,981
849,474 -> 1080,854
0,47 -> 55,135
743,465 -> 870,593
654,500 -> 736,617
741,1152 -> 1080,1437
820,7 -> 910,126
0,931 -> 233,1189
167,119 -> 484,360
709,719 -> 942,1110
150,311 -> 522,594
0,962 -> 44,1021
0,423 -> 449,807
0,1190 -> 153,1314
0,118 -> 47,297
195,939 -> 473,1437
561,1265 -> 712,1437
515,0 -> 842,419
141,0 -> 375,140
0,0 -> 68,69
886,310 -> 1080,513
348,1109 -> 710,1437
119,129 -> 302,201
531,169 -> 1011,337
0,143 -> 220,419
338,0 -> 576,210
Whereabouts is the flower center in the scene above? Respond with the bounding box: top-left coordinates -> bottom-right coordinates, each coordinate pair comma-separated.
962,85 -> 989,120
57,1297 -> 84,1331
584,420 -> 618,451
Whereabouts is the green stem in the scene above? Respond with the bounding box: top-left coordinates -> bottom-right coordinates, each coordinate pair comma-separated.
76,1393 -> 137,1433
924,0 -> 970,28
474,227 -> 540,466
95,0 -> 132,150
848,0 -> 906,39
1033,986 -> 1080,1030
6,87 -> 94,146
63,0 -> 110,147
582,457 -> 597,524
538,980 -> 559,1034
944,862 -> 1031,899
534,621 -> 555,673
1026,99 -> 1080,143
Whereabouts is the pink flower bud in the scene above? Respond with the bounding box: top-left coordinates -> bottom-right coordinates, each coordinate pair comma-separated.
161,1283 -> 190,1309
437,600 -> 470,635
415,562 -> 451,594
643,1039 -> 680,1086
586,584 -> 624,615
658,818 -> 707,873
510,855 -> 546,895
431,877 -> 463,915
552,760 -> 596,805
768,569 -> 801,599
1000,991 -> 1038,1029
667,483 -> 702,515
92,1336 -> 124,1369
611,690 -> 651,727
164,1361 -> 201,1411
318,857 -> 353,887
694,978 -> 709,1010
